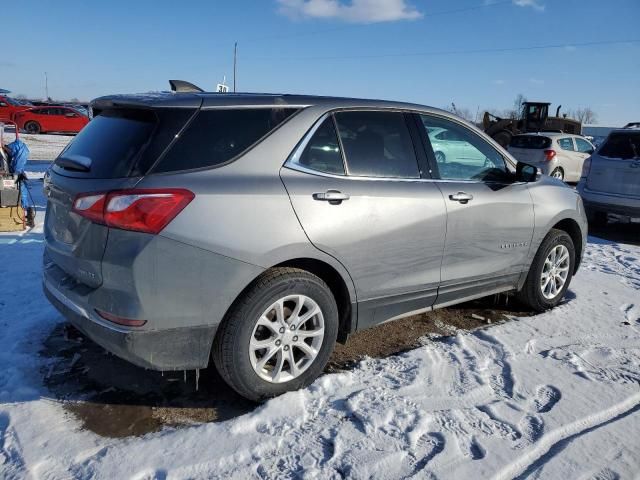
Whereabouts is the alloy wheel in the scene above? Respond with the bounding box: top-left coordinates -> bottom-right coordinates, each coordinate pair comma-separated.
249,294 -> 325,383
540,244 -> 570,300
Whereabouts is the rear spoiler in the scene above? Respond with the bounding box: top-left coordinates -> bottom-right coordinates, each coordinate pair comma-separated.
169,80 -> 204,93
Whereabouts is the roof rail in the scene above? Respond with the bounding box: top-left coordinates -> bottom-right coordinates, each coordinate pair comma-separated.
168,80 -> 204,93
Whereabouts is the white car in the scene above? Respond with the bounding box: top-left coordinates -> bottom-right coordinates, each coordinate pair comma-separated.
428,127 -> 487,165
577,126 -> 640,224
507,132 -> 594,182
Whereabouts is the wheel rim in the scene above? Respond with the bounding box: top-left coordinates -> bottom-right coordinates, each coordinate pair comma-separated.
26,123 -> 38,134
540,244 -> 570,300
249,294 -> 325,384
551,169 -> 563,180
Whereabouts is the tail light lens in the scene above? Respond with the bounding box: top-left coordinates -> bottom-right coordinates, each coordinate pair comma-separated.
72,188 -> 194,234
543,149 -> 557,161
96,309 -> 147,327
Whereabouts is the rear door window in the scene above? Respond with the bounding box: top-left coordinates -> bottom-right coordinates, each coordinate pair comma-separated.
509,135 -> 551,149
598,132 -> 640,160
295,117 -> 345,175
558,138 -> 575,151
575,137 -> 594,153
152,108 -> 298,173
334,111 -> 420,178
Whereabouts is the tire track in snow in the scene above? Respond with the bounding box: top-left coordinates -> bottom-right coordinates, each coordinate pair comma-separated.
0,413 -> 26,480
494,392 -> 640,480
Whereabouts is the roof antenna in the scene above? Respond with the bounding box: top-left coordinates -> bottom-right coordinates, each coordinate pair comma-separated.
169,80 -> 204,93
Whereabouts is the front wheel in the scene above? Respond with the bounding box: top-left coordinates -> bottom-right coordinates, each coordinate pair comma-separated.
24,121 -> 41,134
518,229 -> 575,312
212,268 -> 338,401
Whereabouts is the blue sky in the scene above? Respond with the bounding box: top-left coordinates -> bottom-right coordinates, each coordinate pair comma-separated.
2,0 -> 638,125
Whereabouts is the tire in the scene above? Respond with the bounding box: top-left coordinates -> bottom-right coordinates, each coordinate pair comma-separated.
550,168 -> 564,181
435,151 -> 446,164
518,229 -> 575,312
24,121 -> 41,134
212,268 -> 338,401
493,130 -> 512,148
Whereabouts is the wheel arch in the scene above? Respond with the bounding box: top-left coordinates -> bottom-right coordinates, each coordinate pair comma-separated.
217,255 -> 357,347
551,218 -> 583,273
273,258 -> 355,343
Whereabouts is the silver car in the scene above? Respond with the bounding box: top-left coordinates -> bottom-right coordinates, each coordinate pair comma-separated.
577,126 -> 640,223
508,132 -> 595,182
43,90 -> 587,401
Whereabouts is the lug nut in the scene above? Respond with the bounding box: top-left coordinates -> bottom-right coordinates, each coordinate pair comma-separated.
284,345 -> 290,351
279,327 -> 285,334
293,336 -> 298,342
275,340 -> 281,346
290,325 -> 296,330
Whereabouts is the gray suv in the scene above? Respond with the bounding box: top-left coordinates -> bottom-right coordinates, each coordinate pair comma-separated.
43,89 -> 587,401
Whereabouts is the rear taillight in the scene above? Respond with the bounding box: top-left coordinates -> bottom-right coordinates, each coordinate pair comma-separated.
96,309 -> 147,327
72,188 -> 194,234
581,156 -> 592,178
543,149 -> 557,161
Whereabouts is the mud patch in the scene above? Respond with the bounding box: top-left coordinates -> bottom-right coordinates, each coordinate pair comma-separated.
42,295 -> 533,438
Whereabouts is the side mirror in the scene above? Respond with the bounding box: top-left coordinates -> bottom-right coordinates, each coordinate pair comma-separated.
516,162 -> 539,182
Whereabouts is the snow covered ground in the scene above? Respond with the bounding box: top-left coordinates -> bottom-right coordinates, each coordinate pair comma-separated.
2,127 -> 72,161
1,162 -> 639,478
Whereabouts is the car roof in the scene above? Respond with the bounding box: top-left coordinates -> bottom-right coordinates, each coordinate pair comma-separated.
90,91 -> 449,115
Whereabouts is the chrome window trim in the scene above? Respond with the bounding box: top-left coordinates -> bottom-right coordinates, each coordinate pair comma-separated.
284,107 -> 522,184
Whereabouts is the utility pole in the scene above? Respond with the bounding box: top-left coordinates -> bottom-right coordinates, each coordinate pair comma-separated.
233,42 -> 237,93
44,72 -> 49,100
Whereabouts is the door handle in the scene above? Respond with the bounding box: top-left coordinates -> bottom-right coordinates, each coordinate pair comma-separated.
448,192 -> 474,204
313,190 -> 350,204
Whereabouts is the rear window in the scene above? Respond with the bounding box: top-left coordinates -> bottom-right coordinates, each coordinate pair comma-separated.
509,135 -> 551,149
53,108 -> 194,178
151,108 -> 299,173
598,132 -> 640,160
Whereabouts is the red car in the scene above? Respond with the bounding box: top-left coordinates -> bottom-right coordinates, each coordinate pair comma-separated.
14,106 -> 89,134
0,95 -> 32,122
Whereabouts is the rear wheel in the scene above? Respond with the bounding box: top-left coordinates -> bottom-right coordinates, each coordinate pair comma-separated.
212,268 -> 338,401
24,121 -> 41,134
518,229 -> 575,312
550,168 -> 564,181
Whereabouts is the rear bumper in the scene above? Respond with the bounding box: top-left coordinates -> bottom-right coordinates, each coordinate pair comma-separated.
44,277 -> 215,370
578,184 -> 640,218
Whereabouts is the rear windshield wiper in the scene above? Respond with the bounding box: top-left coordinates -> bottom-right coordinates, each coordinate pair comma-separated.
55,154 -> 92,172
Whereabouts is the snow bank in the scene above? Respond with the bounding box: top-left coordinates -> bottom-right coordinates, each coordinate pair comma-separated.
0,187 -> 639,479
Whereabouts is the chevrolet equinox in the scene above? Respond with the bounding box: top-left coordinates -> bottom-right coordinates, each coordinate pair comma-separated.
43,85 -> 587,401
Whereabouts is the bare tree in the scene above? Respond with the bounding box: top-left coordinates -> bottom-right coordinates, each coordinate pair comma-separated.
506,93 -> 527,120
447,103 -> 475,122
69,97 -> 80,103
570,107 -> 598,125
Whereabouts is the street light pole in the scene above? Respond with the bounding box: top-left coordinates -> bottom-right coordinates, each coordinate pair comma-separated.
233,42 -> 237,93
44,72 -> 49,100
